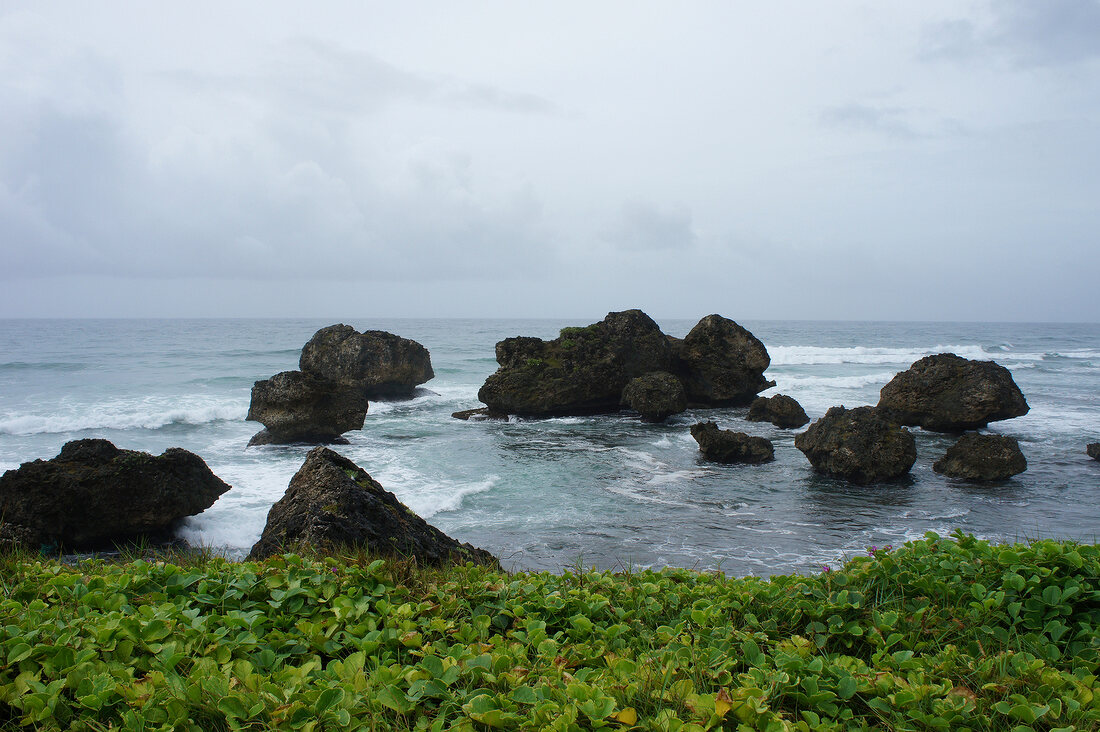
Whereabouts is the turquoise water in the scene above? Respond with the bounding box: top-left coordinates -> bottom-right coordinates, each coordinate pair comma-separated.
1,317 -> 1098,575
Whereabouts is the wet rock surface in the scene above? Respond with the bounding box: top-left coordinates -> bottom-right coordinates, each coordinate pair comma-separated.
0,439 -> 229,549
1088,443 -> 1100,461
933,433 -> 1027,481
246,371 -> 369,446
690,421 -> 775,464
247,447 -> 497,566
877,353 -> 1029,432
795,406 -> 916,484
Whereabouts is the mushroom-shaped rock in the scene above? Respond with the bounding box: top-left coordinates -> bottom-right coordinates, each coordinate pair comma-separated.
299,324 -> 434,398
672,315 -> 775,406
877,353 -> 1028,432
622,371 -> 687,423
795,406 -> 916,484
247,447 -> 497,566
246,370 -> 369,446
477,310 -> 675,417
933,433 -> 1027,481
1088,443 -> 1100,461
0,439 -> 229,549
690,421 -> 775,464
746,394 -> 809,428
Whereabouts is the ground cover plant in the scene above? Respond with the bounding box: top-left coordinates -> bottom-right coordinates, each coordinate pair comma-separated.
1,532 -> 1098,730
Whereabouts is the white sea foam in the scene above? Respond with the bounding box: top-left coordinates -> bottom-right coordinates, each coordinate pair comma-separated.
768,344 -> 1034,366
0,399 -> 248,435
766,372 -> 896,391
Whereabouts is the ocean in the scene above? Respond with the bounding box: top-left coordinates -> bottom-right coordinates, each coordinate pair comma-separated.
1,317 -> 1098,576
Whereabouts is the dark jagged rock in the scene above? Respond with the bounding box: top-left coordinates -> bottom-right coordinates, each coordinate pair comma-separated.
247,370 -> 368,446
299,324 -> 434,398
1088,443 -> 1100,461
690,421 -> 774,464
877,353 -> 1029,432
795,406 -> 916,485
0,439 -> 229,549
746,394 -> 810,428
672,315 -> 774,406
622,371 -> 687,423
478,310 -> 675,417
247,447 -> 496,566
933,433 -> 1027,481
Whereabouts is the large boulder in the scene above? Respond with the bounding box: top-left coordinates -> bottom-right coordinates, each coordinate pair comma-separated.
478,310 -> 676,416
0,439 -> 229,549
1088,443 -> 1100,461
933,433 -> 1027,481
795,406 -> 916,484
247,447 -> 496,566
621,371 -> 687,423
246,370 -> 369,446
672,315 -> 774,406
689,422 -> 774,464
299,324 -> 434,398
746,394 -> 809,428
877,353 -> 1029,432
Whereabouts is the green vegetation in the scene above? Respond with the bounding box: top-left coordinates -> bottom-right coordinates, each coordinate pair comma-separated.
1,532 -> 1098,730
559,325 -> 599,341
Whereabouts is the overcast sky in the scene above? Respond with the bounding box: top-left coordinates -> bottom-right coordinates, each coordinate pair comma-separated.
1,1 -> 1098,321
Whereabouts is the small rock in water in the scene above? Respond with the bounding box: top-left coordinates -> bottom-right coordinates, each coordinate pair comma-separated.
1086,443 -> 1100,461
933,433 -> 1027,481
690,421 -> 774,464
746,394 -> 809,428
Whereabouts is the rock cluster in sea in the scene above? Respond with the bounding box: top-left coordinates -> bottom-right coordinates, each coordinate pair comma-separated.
472,309 -> 773,422
248,325 -> 434,445
0,439 -> 229,550
247,446 -> 496,566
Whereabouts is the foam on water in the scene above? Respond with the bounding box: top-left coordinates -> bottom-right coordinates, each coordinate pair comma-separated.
0,398 -> 249,435
768,344 -> 1007,365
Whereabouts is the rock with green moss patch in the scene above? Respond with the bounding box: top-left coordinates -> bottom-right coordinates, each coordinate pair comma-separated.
247,447 -> 497,566
621,371 -> 687,422
0,439 -> 230,549
477,310 -> 675,416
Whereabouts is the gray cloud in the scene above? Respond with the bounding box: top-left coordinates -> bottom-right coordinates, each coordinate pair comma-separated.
820,103 -> 922,139
601,201 -> 697,252
921,0 -> 1100,67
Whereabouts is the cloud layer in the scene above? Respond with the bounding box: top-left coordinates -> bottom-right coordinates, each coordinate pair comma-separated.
1,2 -> 1098,321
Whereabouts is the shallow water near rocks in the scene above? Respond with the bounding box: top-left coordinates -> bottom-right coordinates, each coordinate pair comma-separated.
1,317 -> 1098,575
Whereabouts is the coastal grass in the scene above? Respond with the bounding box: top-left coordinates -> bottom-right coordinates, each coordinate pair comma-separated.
1,532 -> 1098,730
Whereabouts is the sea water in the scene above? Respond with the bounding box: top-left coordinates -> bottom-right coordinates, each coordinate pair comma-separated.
1,317 -> 1098,575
